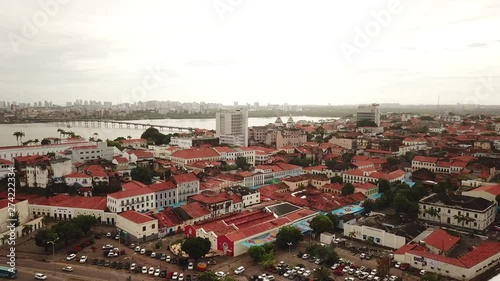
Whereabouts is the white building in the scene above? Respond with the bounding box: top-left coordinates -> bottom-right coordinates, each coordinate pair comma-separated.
394,241 -> 500,280
418,193 -> 497,231
68,142 -> 114,163
172,173 -> 200,202
216,108 -> 249,147
64,172 -> 93,188
0,199 -> 43,246
170,137 -> 195,149
0,141 -> 91,161
357,103 -> 381,126
213,146 -> 255,166
116,210 -> 158,242
28,194 -> 117,225
149,180 -> 178,208
0,159 -> 14,180
107,187 -> 155,213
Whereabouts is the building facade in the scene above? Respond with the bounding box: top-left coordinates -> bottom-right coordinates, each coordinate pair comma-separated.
215,108 -> 249,147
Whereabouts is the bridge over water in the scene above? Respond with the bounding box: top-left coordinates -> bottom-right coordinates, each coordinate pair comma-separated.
30,119 -> 197,132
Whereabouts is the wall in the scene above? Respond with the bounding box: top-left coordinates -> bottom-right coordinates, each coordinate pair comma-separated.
343,224 -> 406,249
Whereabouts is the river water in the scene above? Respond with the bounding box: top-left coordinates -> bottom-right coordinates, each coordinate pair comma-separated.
0,116 -> 332,146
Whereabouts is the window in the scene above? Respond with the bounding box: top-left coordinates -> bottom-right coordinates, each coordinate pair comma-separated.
142,226 -> 146,231
151,224 -> 155,229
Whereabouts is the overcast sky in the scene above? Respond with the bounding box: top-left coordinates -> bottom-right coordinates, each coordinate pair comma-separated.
1,0 -> 500,106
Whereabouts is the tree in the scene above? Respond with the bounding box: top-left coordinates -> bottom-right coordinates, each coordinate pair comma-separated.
248,245 -> 267,263
52,221 -> 82,245
330,175 -> 343,184
393,194 -> 410,213
131,167 -> 153,184
13,131 -> 25,145
22,224 -> 33,238
407,202 -> 420,219
235,156 -> 250,170
496,194 -> 500,205
275,225 -> 304,250
197,271 -> 218,281
341,183 -> 355,196
141,127 -> 172,145
312,267 -> 331,281
325,213 -> 339,229
421,272 -> 439,281
71,215 -> 97,235
259,250 -> 275,268
310,215 -> 333,234
376,256 -> 391,277
362,199 -> 376,213
181,237 -> 211,260
342,153 -> 354,163
34,229 -> 58,251
164,169 -> 172,180
41,138 -> 51,145
377,179 -> 391,193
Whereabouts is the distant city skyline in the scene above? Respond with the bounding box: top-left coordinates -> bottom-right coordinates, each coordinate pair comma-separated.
1,0 -> 500,105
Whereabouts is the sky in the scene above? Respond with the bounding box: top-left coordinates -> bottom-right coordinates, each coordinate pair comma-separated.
0,0 -> 500,106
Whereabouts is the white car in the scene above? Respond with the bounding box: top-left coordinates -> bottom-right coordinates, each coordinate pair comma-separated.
345,278 -> 355,281
342,266 -> 350,274
151,252 -> 156,258
348,268 -> 355,275
154,268 -> 161,276
107,251 -> 118,257
331,263 -> 339,270
62,266 -> 73,272
141,266 -> 148,274
234,266 -> 245,274
66,253 -> 77,261
79,256 -> 87,263
355,270 -> 362,277
172,272 -> 179,280
130,263 -> 136,271
420,270 -> 427,275
106,232 -> 111,238
179,273 -> 184,281
166,255 -> 171,262
283,271 -> 292,277
367,275 -> 374,281
389,276 -> 398,281
215,271 -> 225,279
188,262 -> 194,270
360,253 -> 366,259
359,273 -> 369,280
370,269 -> 377,275
394,262 -> 401,268
373,277 -> 381,281
134,246 -> 141,252
148,267 -> 155,275
301,253 -> 310,259
102,244 -> 114,250
303,270 -> 311,277
140,248 -> 146,255
35,273 -> 48,280
115,235 -> 119,240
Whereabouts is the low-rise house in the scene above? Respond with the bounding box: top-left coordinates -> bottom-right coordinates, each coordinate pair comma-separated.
116,210 -> 158,242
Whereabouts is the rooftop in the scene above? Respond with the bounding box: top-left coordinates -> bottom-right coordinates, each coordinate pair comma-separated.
119,210 -> 156,224
108,186 -> 154,199
420,193 -> 496,211
424,228 -> 461,252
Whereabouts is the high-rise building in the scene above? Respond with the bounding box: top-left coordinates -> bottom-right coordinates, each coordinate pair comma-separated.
216,108 -> 248,147
357,103 -> 381,126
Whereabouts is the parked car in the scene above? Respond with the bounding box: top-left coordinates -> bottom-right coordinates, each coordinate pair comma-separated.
301,254 -> 310,260
148,267 -> 155,275
172,272 -> 179,280
104,260 -> 110,267
160,254 -> 167,261
360,253 -> 366,259
102,244 -> 114,250
166,255 -> 171,262
134,246 -> 141,252
141,266 -> 148,274
188,262 -> 194,270
150,252 -> 156,258
420,270 -> 427,275
400,263 -> 409,271
62,266 -> 73,272
160,270 -> 167,278
130,263 -> 136,271
179,273 -> 185,281
79,256 -> 88,263
394,262 -> 401,268
106,232 -> 111,238
66,253 -> 77,261
234,266 -> 245,274
140,248 -> 146,255
98,259 -> 105,266
154,268 -> 161,276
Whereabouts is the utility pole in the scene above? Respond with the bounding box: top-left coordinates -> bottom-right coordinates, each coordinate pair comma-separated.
47,237 -> 59,276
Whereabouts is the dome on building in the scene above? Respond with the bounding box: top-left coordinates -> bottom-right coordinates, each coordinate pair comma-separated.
275,116 -> 284,125
287,116 -> 294,123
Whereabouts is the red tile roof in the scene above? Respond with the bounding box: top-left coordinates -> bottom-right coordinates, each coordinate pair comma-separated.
0,199 -> 20,209
0,159 -> 14,165
414,156 -> 438,163
459,242 -> 500,268
393,243 -> 427,255
171,148 -> 220,159
113,156 -> 128,163
354,182 -> 377,190
469,184 -> 500,196
172,173 -> 198,184
108,186 -> 154,199
180,202 -> 211,218
122,180 -> 147,191
29,194 -> 107,210
424,228 -> 460,252
148,181 -> 177,192
153,208 -> 183,228
190,192 -> 232,204
120,138 -> 147,143
225,217 -> 291,242
119,210 -> 156,224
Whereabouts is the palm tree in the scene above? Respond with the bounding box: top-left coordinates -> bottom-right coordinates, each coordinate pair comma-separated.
127,135 -> 132,140
423,207 -> 440,223
57,128 -> 64,138
33,139 -> 39,145
1,234 -> 9,246
13,131 -> 23,145
54,138 -> 61,144
348,231 -> 357,239
41,216 -> 48,227
18,131 -> 25,144
22,224 -> 33,238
